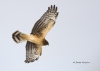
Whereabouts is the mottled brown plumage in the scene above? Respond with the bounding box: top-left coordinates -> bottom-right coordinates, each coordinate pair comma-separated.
12,5 -> 59,63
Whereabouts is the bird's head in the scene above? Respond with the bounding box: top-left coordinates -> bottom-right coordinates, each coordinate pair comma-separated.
43,39 -> 49,46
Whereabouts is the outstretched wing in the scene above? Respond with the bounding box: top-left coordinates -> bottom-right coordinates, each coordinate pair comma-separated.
31,5 -> 59,38
25,41 -> 42,63
25,5 -> 59,63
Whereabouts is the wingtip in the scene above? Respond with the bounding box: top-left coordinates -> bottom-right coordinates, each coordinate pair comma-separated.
51,5 -> 52,9
56,12 -> 59,17
24,59 -> 35,63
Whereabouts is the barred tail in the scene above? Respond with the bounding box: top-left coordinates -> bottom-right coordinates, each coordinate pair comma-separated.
12,30 -> 26,43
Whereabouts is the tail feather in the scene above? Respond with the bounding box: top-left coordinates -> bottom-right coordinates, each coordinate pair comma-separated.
12,30 -> 26,43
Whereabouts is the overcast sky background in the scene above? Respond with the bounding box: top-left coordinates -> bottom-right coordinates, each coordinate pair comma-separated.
0,0 -> 100,71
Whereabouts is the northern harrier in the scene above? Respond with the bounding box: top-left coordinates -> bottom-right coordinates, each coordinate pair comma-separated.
12,5 -> 59,63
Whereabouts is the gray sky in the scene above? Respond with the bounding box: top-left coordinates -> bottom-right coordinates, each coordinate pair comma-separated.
0,0 -> 100,71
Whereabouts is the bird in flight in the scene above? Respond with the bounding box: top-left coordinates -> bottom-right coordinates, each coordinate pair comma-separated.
12,5 -> 59,63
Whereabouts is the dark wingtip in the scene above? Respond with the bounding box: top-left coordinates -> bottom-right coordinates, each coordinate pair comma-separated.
24,59 -> 36,63
24,60 -> 30,63
48,7 -> 50,10
56,6 -> 57,11
49,5 -> 58,11
56,12 -> 59,17
51,5 -> 52,8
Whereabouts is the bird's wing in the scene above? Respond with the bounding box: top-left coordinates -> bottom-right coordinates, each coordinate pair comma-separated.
25,41 -> 42,63
25,5 -> 59,63
31,5 -> 59,38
